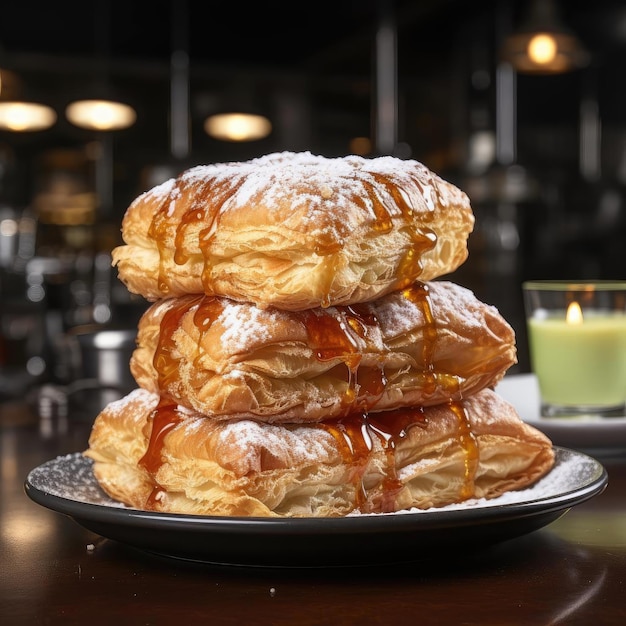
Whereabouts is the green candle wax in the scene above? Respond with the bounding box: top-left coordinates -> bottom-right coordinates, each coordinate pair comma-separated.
527,313 -> 626,408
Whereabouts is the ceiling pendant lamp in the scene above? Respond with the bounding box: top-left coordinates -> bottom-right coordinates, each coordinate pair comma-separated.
501,0 -> 589,74
203,79 -> 272,142
0,68 -> 56,132
0,101 -> 57,132
65,0 -> 136,132
66,98 -> 136,131
204,112 -> 272,142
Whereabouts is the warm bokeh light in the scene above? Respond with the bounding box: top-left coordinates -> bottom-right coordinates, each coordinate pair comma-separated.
527,33 -> 558,65
66,99 -> 136,131
0,102 -> 57,131
204,112 -> 272,142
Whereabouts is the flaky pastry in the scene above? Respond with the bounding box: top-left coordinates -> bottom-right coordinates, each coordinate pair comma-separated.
112,151 -> 474,310
130,280 -> 517,423
84,387 -> 554,517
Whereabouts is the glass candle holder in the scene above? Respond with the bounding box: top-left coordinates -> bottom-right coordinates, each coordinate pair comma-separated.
522,280 -> 626,418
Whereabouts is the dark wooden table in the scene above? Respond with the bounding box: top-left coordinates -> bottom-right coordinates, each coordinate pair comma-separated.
2,391 -> 626,626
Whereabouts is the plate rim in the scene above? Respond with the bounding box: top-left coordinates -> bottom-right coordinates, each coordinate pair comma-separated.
24,447 -> 608,533
24,447 -> 608,566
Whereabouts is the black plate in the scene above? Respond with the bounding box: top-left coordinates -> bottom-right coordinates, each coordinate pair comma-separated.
24,447 -> 607,567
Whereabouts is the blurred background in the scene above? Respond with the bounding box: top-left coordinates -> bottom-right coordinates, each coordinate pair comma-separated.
0,0 -> 625,405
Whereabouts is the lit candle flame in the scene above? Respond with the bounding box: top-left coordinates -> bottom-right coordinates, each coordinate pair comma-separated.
566,301 -> 584,324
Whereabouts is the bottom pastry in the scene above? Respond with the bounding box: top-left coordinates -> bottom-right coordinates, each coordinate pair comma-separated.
84,387 -> 554,517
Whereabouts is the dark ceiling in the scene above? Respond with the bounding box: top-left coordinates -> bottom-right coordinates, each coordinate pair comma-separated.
1,0 -> 464,72
2,1 -> 625,82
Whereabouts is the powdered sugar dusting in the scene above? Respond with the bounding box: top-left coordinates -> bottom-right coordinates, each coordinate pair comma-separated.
166,187 -> 181,216
27,453 -> 126,507
429,280 -> 502,331
218,302 -> 288,354
173,151 -> 467,226
375,296 -> 422,338
143,178 -> 175,204
217,419 -> 335,473
105,388 -> 156,424
373,281 -> 497,340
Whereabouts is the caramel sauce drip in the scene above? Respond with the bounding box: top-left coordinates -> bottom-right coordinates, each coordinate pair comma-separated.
319,416 -> 372,510
319,407 -> 428,512
153,295 -> 203,392
369,172 -> 439,291
151,295 -> 226,398
138,399 -> 182,509
191,296 -> 226,368
357,180 -> 394,235
448,400 -> 479,500
367,408 -> 429,511
145,485 -> 165,509
299,304 -> 387,413
174,208 -> 206,265
317,255 -> 342,309
175,177 -> 238,269
139,400 -> 182,474
146,175 -> 238,291
301,309 -> 360,364
401,281 -> 454,400
147,192 -> 177,295
196,179 -> 240,290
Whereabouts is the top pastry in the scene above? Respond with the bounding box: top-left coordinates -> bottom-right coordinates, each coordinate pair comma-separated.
112,151 -> 474,310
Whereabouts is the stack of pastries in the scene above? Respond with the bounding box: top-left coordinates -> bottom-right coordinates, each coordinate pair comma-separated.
84,151 -> 555,517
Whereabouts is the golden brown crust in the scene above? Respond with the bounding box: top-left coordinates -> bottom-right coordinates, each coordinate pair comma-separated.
84,387 -> 555,517
129,281 -> 517,423
112,152 -> 474,310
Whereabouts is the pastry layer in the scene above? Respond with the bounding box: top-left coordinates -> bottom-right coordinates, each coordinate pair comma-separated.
84,387 -> 555,517
130,281 -> 517,423
112,151 -> 474,310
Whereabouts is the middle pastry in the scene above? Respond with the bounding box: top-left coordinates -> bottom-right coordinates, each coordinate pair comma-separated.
131,280 -> 517,424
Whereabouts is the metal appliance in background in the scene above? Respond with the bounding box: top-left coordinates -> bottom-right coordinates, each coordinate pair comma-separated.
59,324 -> 136,418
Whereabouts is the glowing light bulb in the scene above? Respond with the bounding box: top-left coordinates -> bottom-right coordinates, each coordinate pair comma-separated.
0,102 -> 56,131
204,113 -> 272,142
66,99 -> 136,131
527,33 -> 558,65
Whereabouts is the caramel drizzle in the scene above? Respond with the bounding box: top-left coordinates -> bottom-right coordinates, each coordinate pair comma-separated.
299,303 -> 387,413
148,168 -> 441,306
147,190 -> 178,296
140,281 -> 479,512
177,177 -> 236,266
152,295 -> 203,392
448,400 -> 479,500
174,208 -> 204,265
405,282 -> 438,396
138,399 -> 182,508
368,172 -> 438,291
319,408 -> 428,513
